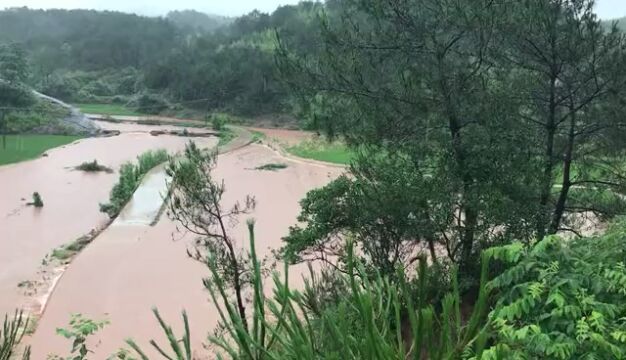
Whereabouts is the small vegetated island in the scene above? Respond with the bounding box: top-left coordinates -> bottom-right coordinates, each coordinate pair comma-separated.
3,1 -> 626,359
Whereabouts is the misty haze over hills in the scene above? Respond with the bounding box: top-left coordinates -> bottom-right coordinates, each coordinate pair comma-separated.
0,0 -> 303,17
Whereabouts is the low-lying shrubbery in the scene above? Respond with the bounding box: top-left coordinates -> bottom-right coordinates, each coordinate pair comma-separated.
99,149 -> 168,218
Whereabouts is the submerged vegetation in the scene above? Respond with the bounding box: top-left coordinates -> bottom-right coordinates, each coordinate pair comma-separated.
74,160 -> 113,173
254,163 -> 288,171
50,235 -> 94,262
99,149 -> 168,218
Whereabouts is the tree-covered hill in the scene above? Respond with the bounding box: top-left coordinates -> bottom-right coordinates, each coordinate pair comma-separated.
165,10 -> 233,33
0,4 -> 324,118
0,7 -> 181,71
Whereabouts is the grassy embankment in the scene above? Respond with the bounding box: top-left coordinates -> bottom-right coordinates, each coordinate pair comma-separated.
0,135 -> 81,166
99,149 -> 169,218
73,103 -> 141,116
287,139 -> 353,165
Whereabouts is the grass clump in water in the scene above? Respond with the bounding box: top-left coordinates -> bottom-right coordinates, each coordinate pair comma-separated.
254,163 -> 288,171
75,160 -> 113,173
100,149 -> 168,218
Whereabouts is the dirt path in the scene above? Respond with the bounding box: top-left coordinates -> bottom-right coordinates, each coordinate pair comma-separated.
28,144 -> 342,358
0,122 -> 217,318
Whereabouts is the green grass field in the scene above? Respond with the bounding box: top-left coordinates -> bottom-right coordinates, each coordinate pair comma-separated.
287,140 -> 353,165
74,103 -> 141,116
0,135 -> 82,166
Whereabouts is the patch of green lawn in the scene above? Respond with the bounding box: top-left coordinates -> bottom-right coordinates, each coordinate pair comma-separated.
74,103 -> 140,116
251,130 -> 266,143
0,135 -> 82,166
287,140 -> 353,165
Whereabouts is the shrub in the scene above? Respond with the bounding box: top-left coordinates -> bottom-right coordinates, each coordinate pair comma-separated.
483,223 -> 626,359
210,113 -> 228,131
49,314 -> 108,360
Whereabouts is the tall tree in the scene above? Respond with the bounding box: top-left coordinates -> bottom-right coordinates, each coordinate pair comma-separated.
279,0 -> 540,273
278,0 -> 626,278
500,0 -> 626,237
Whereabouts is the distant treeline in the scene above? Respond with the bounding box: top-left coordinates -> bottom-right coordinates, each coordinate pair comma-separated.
0,3 -> 324,118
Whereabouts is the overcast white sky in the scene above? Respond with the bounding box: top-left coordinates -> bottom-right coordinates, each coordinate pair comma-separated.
1,0 -> 625,18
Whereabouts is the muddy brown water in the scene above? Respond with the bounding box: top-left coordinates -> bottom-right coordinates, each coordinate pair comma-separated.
0,122 -> 216,319
20,140 -> 341,358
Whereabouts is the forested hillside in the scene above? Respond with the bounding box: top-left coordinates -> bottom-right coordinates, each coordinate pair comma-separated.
165,10 -> 233,33
0,4 -> 323,119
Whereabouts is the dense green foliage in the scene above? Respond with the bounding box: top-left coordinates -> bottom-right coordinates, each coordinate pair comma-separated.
0,135 -> 80,165
0,8 -> 179,72
100,149 -> 168,218
484,224 -> 626,358
279,0 -> 626,278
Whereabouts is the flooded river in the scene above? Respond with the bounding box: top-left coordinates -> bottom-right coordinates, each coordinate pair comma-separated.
27,143 -> 340,358
0,122 -> 216,318
0,118 -> 341,358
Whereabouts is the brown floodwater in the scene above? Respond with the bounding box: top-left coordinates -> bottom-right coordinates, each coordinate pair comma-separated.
0,122 -> 216,319
28,143 -> 341,358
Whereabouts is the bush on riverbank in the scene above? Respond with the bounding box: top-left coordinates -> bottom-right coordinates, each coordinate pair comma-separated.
99,149 -> 168,218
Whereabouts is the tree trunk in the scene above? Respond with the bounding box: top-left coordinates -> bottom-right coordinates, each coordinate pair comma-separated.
217,212 -> 248,332
548,100 -> 577,234
537,75 -> 558,240
437,56 -> 477,271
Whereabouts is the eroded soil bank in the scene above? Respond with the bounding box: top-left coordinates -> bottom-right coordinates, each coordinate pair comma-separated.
0,122 -> 216,318
28,144 -> 341,358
